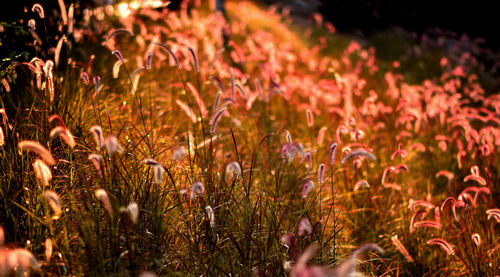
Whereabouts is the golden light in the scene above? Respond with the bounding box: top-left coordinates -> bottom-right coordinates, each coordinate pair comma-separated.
117,3 -> 131,18
129,1 -> 140,10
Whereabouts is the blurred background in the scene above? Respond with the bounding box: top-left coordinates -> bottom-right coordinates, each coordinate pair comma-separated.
3,0 -> 498,49
259,0 -> 499,50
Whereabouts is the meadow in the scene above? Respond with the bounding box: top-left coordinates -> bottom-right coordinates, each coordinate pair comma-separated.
0,1 -> 499,276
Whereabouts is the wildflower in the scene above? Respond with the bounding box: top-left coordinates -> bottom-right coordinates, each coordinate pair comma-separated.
255,78 -> 263,99
336,125 -> 349,143
381,166 -> 395,184
230,68 -> 235,101
486,209 -> 500,223
57,0 -> 67,25
280,143 -> 305,162
283,260 -> 292,272
205,206 -> 215,227
408,199 -> 435,211
0,127 -> 4,147
436,170 -> 454,182
210,107 -> 226,134
211,76 -> 225,95
90,126 -> 104,149
341,149 -> 375,165
352,129 -> 365,141
103,136 -> 123,154
391,235 -> 413,262
330,243 -> 383,276
154,42 -> 179,67
95,189 -> 113,218
32,3 -> 45,18
235,83 -> 247,100
18,140 -> 56,165
285,130 -> 292,143
190,181 -> 204,200
130,68 -> 143,94
43,190 -> 62,219
301,179 -> 314,199
187,83 -> 207,117
245,93 -> 259,111
28,19 -> 36,30
106,28 -> 134,41
45,238 -> 52,262
382,164 -> 408,184
213,91 -> 222,113
391,143 -> 408,160
50,126 -> 75,148
54,36 -> 66,66
172,146 -> 187,161
176,100 -> 197,123
410,209 -> 427,233
0,79 -> 9,93
146,52 -> 153,71
317,127 -> 327,146
352,158 -> 362,171
280,143 -> 296,162
266,81 -> 282,102
328,142 -> 337,165
0,226 -> 4,246
67,4 -> 74,33
187,47 -> 199,72
293,143 -> 305,157
33,159 -> 52,187
441,197 -> 465,221
111,49 -> 125,64
291,243 -> 383,277
297,218 -> 312,236
0,248 -> 40,276
144,158 -> 165,185
127,202 -> 139,224
395,164 -> 409,172
0,109 -> 7,136
427,238 -> 454,255
317,163 -> 325,184
93,76 -> 101,93
471,233 -> 481,246
226,161 -> 242,178
88,154 -> 104,178
459,186 -> 490,207
113,60 -> 123,78
280,233 -> 293,249
139,271 -> 157,277
354,180 -> 370,191
80,72 -> 90,86
306,109 -> 314,127
464,165 -> 486,186
303,151 -> 314,168
413,207 -> 441,230
197,135 -> 220,149
48,114 -> 65,128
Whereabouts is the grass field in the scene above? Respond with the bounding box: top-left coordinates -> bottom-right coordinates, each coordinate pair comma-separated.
0,1 -> 499,276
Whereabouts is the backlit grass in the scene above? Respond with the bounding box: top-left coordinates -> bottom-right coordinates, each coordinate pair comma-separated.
0,1 -> 498,276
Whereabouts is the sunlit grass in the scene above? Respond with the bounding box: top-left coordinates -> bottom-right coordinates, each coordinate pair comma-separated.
0,0 -> 498,276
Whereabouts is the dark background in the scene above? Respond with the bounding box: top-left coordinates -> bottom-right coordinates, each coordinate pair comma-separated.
2,0 -> 499,50
319,0 -> 499,50
254,0 -> 499,50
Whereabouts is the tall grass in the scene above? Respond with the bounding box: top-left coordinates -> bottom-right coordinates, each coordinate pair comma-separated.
0,0 -> 498,276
